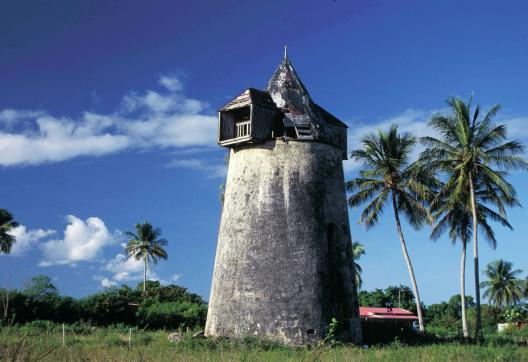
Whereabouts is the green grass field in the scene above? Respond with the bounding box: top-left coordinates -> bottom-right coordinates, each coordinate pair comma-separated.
1,326 -> 527,362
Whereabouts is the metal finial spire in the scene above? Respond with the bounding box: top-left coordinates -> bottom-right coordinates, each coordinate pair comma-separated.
284,45 -> 288,61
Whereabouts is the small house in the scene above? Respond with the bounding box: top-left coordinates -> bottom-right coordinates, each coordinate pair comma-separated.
360,307 -> 418,343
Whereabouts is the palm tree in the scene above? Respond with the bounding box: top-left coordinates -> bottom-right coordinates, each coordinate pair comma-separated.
0,209 -> 18,254
419,96 -> 527,338
351,241 -> 365,289
430,182 -> 513,338
347,125 -> 434,333
480,259 -> 523,308
125,222 -> 168,293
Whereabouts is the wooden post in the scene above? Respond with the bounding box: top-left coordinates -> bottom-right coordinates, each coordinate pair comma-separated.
128,328 -> 132,349
62,323 -> 65,346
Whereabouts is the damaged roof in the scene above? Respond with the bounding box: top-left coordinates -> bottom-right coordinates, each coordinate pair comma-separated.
265,57 -> 347,129
219,53 -> 348,157
220,88 -> 276,111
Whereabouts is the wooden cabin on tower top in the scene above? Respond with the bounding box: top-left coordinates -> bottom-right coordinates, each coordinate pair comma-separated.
217,54 -> 349,159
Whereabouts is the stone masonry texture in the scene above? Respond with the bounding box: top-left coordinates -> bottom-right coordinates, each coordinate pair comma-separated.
205,140 -> 362,345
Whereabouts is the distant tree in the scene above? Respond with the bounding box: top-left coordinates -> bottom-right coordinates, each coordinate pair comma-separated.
137,280 -> 161,292
351,241 -> 365,289
523,277 -> 528,300
448,294 -> 475,309
79,286 -> 138,326
125,222 -> 168,294
347,125 -> 435,332
23,275 -> 58,300
426,302 -> 459,330
480,259 -> 523,308
0,209 -> 18,254
384,285 -> 415,311
425,295 -> 475,331
358,285 -> 415,312
419,96 -> 527,338
358,288 -> 386,308
429,183 -> 512,338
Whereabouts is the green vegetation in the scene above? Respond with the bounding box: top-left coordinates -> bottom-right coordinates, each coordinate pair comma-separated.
359,285 -> 417,312
419,96 -> 527,338
0,277 -> 207,329
347,96 -> 527,340
0,208 -> 18,254
428,172 -> 512,338
347,125 -> 435,332
125,222 -> 169,294
1,324 -> 527,362
481,259 -> 524,308
351,241 -> 365,289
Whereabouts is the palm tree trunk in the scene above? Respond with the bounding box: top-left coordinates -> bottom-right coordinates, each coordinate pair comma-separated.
143,254 -> 147,294
391,192 -> 425,333
469,173 -> 482,339
460,238 -> 469,338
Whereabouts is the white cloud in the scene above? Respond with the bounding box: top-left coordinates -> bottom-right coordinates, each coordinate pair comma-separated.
101,251 -> 182,286
0,75 -> 217,167
500,117 -> 528,139
159,75 -> 183,92
101,278 -> 117,288
166,158 -> 227,178
104,252 -> 158,282
0,117 -> 130,166
6,225 -> 55,256
344,108 -> 434,174
93,275 -> 118,288
0,109 -> 45,126
39,215 -> 116,266
343,108 -> 528,175
170,273 -> 182,282
105,253 -> 142,275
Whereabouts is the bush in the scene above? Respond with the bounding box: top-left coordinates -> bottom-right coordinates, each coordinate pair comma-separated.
503,305 -> 528,323
22,320 -> 58,334
137,301 -> 207,329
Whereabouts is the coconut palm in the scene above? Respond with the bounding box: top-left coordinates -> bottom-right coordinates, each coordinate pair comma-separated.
0,209 -> 19,254
430,181 -> 513,337
351,241 -> 365,289
419,96 -> 527,338
125,222 -> 168,293
347,125 -> 434,333
480,259 -> 523,308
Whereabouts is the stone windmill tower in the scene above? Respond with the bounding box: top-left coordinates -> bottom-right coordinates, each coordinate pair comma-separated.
205,51 -> 362,345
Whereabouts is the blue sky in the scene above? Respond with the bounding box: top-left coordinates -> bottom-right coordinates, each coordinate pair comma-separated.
1,0 -> 527,304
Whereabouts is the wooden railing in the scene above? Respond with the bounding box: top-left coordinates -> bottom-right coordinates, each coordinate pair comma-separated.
235,121 -> 251,138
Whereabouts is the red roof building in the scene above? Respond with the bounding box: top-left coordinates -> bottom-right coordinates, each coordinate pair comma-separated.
359,307 -> 418,321
360,307 -> 418,344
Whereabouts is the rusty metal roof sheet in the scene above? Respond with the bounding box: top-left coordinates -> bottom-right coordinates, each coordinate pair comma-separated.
359,307 -> 419,320
265,57 -> 348,148
219,88 -> 277,111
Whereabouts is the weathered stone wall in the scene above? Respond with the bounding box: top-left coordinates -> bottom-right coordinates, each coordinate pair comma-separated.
205,140 -> 362,345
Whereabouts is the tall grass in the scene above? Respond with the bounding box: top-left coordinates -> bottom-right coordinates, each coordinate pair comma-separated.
1,324 -> 526,361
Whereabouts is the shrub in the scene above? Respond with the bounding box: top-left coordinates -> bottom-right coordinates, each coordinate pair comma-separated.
503,305 -> 528,323
137,301 -> 207,329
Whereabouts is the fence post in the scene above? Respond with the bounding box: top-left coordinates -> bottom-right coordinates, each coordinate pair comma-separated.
62,323 -> 65,346
128,327 -> 132,349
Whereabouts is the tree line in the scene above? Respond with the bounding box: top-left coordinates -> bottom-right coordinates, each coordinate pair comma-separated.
0,275 -> 207,329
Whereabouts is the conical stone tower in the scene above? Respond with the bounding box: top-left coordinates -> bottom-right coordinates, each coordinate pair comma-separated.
205,52 -> 362,346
